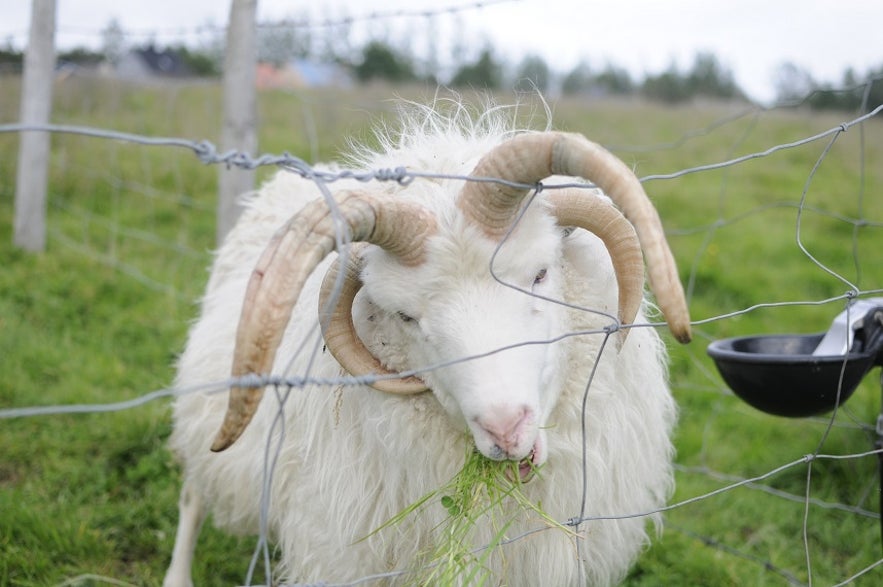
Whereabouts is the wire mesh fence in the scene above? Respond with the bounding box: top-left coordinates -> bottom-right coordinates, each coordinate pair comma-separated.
2,76 -> 883,585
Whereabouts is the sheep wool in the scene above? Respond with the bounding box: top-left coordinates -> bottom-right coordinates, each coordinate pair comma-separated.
164,98 -> 680,587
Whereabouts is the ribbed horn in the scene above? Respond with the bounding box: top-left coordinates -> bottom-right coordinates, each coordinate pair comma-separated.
318,245 -> 428,394
210,192 -> 436,452
547,189 -> 644,345
457,132 -> 691,343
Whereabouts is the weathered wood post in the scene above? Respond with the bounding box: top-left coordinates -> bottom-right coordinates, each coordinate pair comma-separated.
14,0 -> 57,252
217,0 -> 258,245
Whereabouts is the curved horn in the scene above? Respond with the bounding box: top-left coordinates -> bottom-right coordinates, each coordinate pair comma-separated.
210,192 -> 436,452
318,246 -> 428,394
547,189 -> 644,345
457,132 -> 691,344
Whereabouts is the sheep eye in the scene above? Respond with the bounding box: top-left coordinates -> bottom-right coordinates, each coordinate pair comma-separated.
533,268 -> 547,285
397,311 -> 415,323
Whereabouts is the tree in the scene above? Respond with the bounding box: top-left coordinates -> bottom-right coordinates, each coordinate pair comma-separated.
100,18 -> 126,66
860,66 -> 883,110
171,44 -> 220,77
686,52 -> 743,100
561,61 -> 592,95
593,64 -> 634,96
803,67 -> 883,112
772,61 -> 883,111
354,40 -> 416,83
449,48 -> 502,90
0,42 -> 23,72
57,47 -> 103,67
562,61 -> 634,97
641,53 -> 745,104
513,54 -> 551,92
773,62 -> 815,103
257,20 -> 310,66
642,64 -> 690,104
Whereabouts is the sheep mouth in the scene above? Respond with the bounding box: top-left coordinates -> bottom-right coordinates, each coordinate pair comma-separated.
517,452 -> 537,482
509,445 -> 540,484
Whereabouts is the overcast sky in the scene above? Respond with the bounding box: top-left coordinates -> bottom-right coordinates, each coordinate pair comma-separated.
3,0 -> 882,103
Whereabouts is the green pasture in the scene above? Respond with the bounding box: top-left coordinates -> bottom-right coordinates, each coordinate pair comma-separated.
2,76 -> 883,585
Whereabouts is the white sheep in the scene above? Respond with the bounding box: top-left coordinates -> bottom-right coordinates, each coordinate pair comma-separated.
163,100 -> 691,587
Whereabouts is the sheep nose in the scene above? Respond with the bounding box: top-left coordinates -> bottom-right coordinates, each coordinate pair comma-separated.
478,406 -> 530,458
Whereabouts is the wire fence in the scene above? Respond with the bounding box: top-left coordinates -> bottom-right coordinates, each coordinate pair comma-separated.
1,0 -> 518,47
2,79 -> 883,586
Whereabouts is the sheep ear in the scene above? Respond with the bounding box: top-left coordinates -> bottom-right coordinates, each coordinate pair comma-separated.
318,246 -> 428,394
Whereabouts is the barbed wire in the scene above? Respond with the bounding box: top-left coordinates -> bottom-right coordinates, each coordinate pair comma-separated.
5,100 -> 882,185
3,94 -> 883,586
259,0 -> 518,29
0,0 -> 517,43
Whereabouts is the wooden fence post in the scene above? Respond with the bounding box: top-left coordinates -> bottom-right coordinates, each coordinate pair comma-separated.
14,0 -> 57,252
217,0 -> 258,245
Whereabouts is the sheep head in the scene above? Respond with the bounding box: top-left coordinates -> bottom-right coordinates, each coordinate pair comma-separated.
209,131 -> 691,462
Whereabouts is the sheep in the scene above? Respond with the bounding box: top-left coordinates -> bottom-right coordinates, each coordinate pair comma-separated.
163,100 -> 691,587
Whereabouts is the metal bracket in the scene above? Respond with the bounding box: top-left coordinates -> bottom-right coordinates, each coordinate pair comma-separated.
812,298 -> 883,357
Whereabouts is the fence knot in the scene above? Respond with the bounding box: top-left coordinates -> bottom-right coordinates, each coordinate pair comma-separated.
234,373 -> 270,388
373,167 -> 413,185
603,321 -> 621,337
278,152 -> 312,175
192,140 -> 219,165
225,151 -> 253,170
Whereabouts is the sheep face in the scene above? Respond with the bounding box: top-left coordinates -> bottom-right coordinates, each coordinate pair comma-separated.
208,131 -> 692,456
353,203 -> 567,471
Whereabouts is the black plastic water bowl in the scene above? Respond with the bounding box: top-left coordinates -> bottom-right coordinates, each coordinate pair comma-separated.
707,333 -> 878,417
707,299 -> 883,418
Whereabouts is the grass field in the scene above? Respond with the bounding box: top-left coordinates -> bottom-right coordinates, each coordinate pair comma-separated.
2,75 -> 883,586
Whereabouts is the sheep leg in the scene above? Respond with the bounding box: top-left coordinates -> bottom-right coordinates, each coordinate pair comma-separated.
163,478 -> 206,587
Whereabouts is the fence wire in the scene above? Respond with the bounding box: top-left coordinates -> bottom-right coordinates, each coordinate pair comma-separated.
2,87 -> 883,586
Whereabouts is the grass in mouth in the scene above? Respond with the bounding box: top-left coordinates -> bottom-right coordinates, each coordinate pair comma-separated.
366,447 -> 573,585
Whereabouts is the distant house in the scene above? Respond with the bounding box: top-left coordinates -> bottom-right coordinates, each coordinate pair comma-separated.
114,45 -> 191,80
256,62 -> 301,89
256,58 -> 352,90
292,59 -> 352,87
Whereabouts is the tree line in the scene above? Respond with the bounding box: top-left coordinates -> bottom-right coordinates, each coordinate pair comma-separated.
1,18 -> 881,111
344,41 -> 883,110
